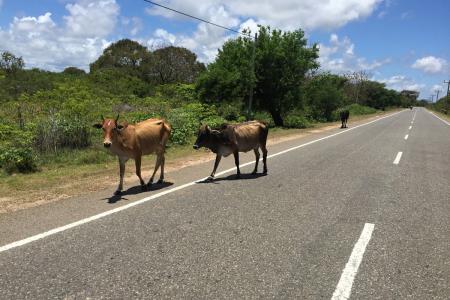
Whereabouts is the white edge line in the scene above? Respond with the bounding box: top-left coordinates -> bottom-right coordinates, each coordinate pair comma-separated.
0,110 -> 405,253
408,125 -> 412,130
393,151 -> 403,165
404,134 -> 409,140
427,109 -> 450,126
331,223 -> 375,300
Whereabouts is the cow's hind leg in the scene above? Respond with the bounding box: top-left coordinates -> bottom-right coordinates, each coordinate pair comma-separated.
261,145 -> 268,174
157,153 -> 165,184
252,148 -> 260,174
115,157 -> 128,195
135,156 -> 147,191
233,151 -> 241,178
148,153 -> 162,186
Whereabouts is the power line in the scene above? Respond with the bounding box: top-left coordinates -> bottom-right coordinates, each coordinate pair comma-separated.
143,0 -> 253,38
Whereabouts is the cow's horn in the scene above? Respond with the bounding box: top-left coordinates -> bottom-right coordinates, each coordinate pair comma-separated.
115,114 -> 120,123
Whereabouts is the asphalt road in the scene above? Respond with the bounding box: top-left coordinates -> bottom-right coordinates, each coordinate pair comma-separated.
0,108 -> 449,299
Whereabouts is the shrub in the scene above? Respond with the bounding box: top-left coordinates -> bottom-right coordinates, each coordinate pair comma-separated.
0,124 -> 38,174
253,111 -> 275,128
34,114 -> 91,153
217,102 -> 243,121
284,114 -> 311,128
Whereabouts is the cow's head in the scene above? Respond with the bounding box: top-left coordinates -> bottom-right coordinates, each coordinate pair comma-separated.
93,114 -> 127,148
193,124 -> 211,150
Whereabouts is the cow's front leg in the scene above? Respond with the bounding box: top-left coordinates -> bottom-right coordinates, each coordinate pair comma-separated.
252,148 -> 260,174
208,154 -> 222,180
135,156 -> 146,191
233,151 -> 241,178
115,157 -> 127,195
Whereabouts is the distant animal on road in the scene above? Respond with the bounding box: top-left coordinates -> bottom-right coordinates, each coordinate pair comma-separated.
340,109 -> 350,128
193,121 -> 269,180
94,115 -> 171,195
409,106 -> 413,110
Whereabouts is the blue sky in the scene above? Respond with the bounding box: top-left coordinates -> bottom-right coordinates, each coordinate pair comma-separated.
0,0 -> 448,99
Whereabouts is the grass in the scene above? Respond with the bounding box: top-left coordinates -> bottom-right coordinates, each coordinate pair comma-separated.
0,108 -> 398,213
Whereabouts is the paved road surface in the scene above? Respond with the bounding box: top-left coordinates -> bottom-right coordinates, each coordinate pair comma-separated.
0,108 -> 449,299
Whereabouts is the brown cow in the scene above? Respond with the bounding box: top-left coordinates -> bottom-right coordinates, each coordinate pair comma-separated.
94,115 -> 171,195
193,121 -> 268,180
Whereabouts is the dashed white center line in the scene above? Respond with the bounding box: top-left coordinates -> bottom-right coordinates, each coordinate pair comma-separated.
408,125 -> 412,130
331,223 -> 375,300
393,152 -> 403,165
404,134 -> 409,140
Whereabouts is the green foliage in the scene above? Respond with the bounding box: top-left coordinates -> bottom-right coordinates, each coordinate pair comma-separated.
166,103 -> 225,145
196,25 -> 319,126
147,46 -> 206,84
305,73 -> 346,122
284,114 -> 311,128
253,111 -> 275,128
0,124 -> 38,174
346,103 -> 377,115
34,114 -> 91,153
90,39 -> 150,79
62,67 -> 86,76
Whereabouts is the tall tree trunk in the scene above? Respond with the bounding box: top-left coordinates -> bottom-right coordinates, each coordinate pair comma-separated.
269,109 -> 284,127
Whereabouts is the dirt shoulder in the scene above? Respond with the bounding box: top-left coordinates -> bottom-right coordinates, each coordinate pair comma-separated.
0,110 -> 400,214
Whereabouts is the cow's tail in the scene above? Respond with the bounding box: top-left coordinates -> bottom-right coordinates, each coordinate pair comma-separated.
160,121 -> 171,149
258,120 -> 269,147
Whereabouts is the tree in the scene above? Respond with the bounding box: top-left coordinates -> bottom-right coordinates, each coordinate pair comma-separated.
63,67 -> 86,76
89,39 -> 151,79
196,25 -> 319,126
146,46 -> 205,84
343,70 -> 369,104
305,73 -> 346,121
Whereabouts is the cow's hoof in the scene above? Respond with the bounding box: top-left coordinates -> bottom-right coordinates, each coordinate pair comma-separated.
236,174 -> 241,179
157,179 -> 164,184
206,176 -> 214,181
114,190 -> 122,196
141,185 -> 148,191
263,170 -> 268,174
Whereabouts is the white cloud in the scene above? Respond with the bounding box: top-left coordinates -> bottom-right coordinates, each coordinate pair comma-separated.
143,0 -> 383,63
146,0 -> 382,31
412,56 -> 448,74
0,0 -> 119,71
379,75 -> 425,92
64,0 -> 119,38
318,33 -> 390,73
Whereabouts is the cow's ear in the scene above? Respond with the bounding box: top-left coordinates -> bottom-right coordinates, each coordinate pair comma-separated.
93,123 -> 102,129
117,121 -> 128,130
205,125 -> 210,133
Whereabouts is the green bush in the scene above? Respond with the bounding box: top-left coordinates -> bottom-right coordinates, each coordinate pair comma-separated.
253,111 -> 275,128
34,114 -> 91,153
217,102 -> 243,121
284,114 -> 311,128
346,103 -> 377,115
0,124 -> 38,174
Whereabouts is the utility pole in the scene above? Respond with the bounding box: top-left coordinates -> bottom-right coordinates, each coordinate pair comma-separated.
430,95 -> 435,102
444,80 -> 450,113
435,89 -> 440,101
444,80 -> 450,97
247,32 -> 257,121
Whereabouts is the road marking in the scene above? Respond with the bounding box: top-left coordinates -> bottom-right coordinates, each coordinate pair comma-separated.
0,110 -> 405,254
331,223 -> 375,300
427,110 -> 450,126
404,134 -> 409,140
393,152 -> 403,165
408,125 -> 412,130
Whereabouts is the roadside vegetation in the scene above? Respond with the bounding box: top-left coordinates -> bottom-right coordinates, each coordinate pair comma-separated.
1,26 -> 421,178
